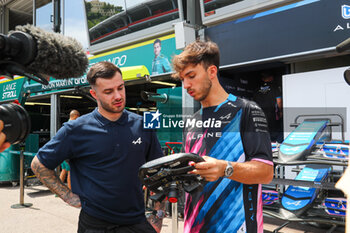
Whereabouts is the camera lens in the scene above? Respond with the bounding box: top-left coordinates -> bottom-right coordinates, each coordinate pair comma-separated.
0,103 -> 31,144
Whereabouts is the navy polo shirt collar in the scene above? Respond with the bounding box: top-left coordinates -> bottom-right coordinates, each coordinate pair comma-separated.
92,108 -> 128,126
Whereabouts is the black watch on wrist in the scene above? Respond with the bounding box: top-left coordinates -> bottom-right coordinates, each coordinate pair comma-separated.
223,161 -> 234,178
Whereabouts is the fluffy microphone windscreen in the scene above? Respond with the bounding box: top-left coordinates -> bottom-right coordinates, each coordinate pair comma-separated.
14,24 -> 89,79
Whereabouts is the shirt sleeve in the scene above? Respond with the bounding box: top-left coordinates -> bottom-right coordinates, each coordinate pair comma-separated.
36,123 -> 73,170
240,101 -> 273,164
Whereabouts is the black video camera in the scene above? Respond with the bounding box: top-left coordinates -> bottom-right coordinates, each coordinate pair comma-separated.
0,103 -> 31,144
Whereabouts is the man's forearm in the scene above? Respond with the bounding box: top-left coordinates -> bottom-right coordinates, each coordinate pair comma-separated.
153,199 -> 166,212
192,156 -> 274,184
31,156 -> 81,207
147,199 -> 166,233
230,160 -> 274,184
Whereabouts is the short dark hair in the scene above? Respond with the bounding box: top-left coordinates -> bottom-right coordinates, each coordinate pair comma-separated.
87,61 -> 122,86
171,40 -> 220,79
153,38 -> 161,46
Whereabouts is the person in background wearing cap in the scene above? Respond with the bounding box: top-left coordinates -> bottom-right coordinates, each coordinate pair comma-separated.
253,72 -> 283,143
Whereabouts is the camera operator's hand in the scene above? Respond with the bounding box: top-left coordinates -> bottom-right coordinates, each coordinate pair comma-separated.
0,120 -> 11,152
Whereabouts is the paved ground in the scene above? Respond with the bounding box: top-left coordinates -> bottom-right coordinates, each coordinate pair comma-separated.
0,181 -> 345,233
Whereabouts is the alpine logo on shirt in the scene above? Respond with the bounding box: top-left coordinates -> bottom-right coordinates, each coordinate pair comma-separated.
220,113 -> 232,120
132,137 -> 142,144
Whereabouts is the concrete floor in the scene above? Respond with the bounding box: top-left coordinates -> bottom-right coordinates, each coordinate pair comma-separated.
0,182 -> 345,233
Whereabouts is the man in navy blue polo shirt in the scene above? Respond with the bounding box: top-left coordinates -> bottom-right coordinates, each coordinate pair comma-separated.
31,61 -> 164,233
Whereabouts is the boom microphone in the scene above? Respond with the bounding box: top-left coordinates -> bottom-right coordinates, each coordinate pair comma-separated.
0,24 -> 89,83
335,37 -> 350,53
